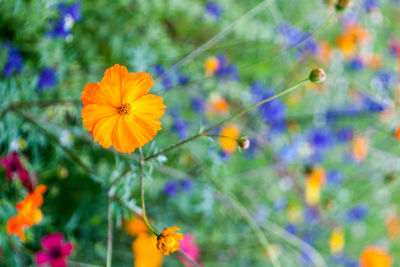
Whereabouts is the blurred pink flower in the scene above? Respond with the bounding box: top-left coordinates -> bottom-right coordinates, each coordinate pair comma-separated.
178,233 -> 202,267
1,152 -> 34,192
35,233 -> 74,267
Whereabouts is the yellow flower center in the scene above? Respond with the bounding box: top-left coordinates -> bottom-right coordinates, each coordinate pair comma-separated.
117,103 -> 132,115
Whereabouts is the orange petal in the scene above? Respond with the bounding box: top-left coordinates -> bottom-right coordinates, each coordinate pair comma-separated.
81,83 -> 115,106
122,72 -> 155,104
97,64 -> 128,107
133,94 -> 166,120
92,115 -> 120,149
82,104 -> 118,132
111,116 -> 141,153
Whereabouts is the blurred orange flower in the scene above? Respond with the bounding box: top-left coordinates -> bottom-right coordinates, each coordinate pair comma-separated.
204,57 -> 220,75
157,226 -> 184,256
386,214 -> 400,240
337,25 -> 370,58
133,233 -> 163,267
81,64 -> 166,153
219,124 -> 240,153
395,125 -> 400,140
360,246 -> 392,267
7,185 -> 47,242
208,94 -> 230,115
353,135 -> 369,162
318,41 -> 333,62
123,216 -> 149,237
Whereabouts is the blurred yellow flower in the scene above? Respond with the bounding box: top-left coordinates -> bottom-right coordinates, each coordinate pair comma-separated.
305,167 -> 326,206
329,227 -> 345,254
157,226 -> 184,256
353,135 -> 369,163
219,124 -> 240,153
385,214 -> 400,240
132,233 -> 163,267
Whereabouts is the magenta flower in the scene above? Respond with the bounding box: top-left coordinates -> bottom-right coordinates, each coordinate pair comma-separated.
1,152 -> 33,192
178,233 -> 202,267
35,233 -> 74,267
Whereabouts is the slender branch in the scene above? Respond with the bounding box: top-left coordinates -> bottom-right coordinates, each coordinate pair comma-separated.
107,167 -> 131,191
176,250 -> 203,267
106,197 -> 113,267
145,77 -> 309,161
138,148 -> 159,236
204,134 -> 238,141
12,109 -> 101,184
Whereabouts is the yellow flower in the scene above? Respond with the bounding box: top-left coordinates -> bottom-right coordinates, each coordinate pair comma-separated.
204,57 -> 220,75
132,233 -> 163,267
305,167 -> 326,206
157,226 -> 184,256
353,135 -> 369,163
330,227 -> 345,254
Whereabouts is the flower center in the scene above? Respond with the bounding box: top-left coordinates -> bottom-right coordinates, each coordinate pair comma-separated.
9,161 -> 18,171
49,247 -> 62,259
117,103 -> 131,115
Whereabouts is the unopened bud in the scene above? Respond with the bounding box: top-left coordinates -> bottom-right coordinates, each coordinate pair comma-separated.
238,137 -> 250,150
309,68 -> 326,83
335,0 -> 351,11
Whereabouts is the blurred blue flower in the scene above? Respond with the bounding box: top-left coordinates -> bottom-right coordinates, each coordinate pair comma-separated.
205,2 -> 223,19
162,76 -> 173,90
335,127 -> 354,143
308,128 -> 333,151
375,70 -> 394,91
279,23 -> 311,48
304,208 -> 319,223
361,94 -> 385,112
273,197 -> 288,211
215,54 -> 239,80
327,170 -> 343,186
349,57 -> 364,71
301,250 -> 313,266
177,73 -> 189,86
191,97 -> 206,113
171,110 -> 188,139
3,42 -> 23,77
180,179 -> 193,192
285,224 -> 297,235
251,82 -> 286,134
49,2 -> 81,38
364,0 -> 380,12
163,181 -> 179,197
154,64 -> 165,76
37,67 -> 57,92
346,204 -> 368,222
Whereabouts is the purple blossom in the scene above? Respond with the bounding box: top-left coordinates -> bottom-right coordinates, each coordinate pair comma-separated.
346,204 -> 368,222
364,0 -> 379,12
205,2 -> 223,19
327,170 -> 343,186
349,57 -> 364,71
3,42 -> 23,77
215,54 -> 239,80
48,2 -> 81,38
35,233 -> 74,267
37,67 -> 57,92
163,181 -> 179,197
180,179 -> 193,192
285,224 -> 297,235
308,128 -> 333,151
191,97 -> 206,112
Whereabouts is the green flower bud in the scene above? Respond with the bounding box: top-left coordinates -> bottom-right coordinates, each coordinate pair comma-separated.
309,68 -> 326,83
336,0 -> 351,11
237,137 -> 250,150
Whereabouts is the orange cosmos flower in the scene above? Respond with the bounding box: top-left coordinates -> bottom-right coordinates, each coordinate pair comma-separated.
157,226 -> 184,256
81,64 -> 166,153
207,94 -> 230,115
352,135 -> 369,162
360,246 -> 393,267
395,125 -> 400,140
133,233 -> 163,267
7,185 -> 47,242
219,124 -> 240,153
204,57 -> 220,75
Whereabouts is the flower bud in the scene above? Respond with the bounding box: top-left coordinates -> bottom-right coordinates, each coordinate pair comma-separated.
237,137 -> 250,150
335,0 -> 351,11
309,68 -> 326,83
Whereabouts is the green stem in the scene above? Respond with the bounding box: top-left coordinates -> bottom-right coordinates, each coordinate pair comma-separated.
205,134 -> 238,141
138,148 -> 159,236
106,197 -> 113,267
144,77 -> 309,161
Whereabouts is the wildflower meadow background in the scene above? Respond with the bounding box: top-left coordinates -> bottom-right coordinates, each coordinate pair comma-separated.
1,0 -> 400,266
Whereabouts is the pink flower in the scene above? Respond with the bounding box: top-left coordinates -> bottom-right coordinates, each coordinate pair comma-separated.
178,233 -> 202,267
1,152 -> 34,191
35,233 -> 74,267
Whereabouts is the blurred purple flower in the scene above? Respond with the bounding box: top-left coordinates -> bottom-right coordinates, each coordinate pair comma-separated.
180,179 -> 193,192
215,54 -> 239,80
205,2 -> 223,19
285,224 -> 297,235
3,42 -> 23,77
335,127 -> 354,143
154,64 -> 165,76
163,181 -> 179,197
1,152 -> 33,192
364,0 -> 379,12
273,197 -> 288,211
346,204 -> 368,222
349,57 -> 364,71
37,67 -> 57,92
177,73 -> 189,86
327,170 -> 343,186
191,97 -> 205,112
162,76 -> 173,90
308,128 -> 333,151
49,2 -> 81,38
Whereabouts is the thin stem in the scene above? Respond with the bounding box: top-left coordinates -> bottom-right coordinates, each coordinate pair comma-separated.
204,134 -> 238,141
176,250 -> 203,267
138,148 -> 159,236
145,77 -> 309,161
106,197 -> 113,267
